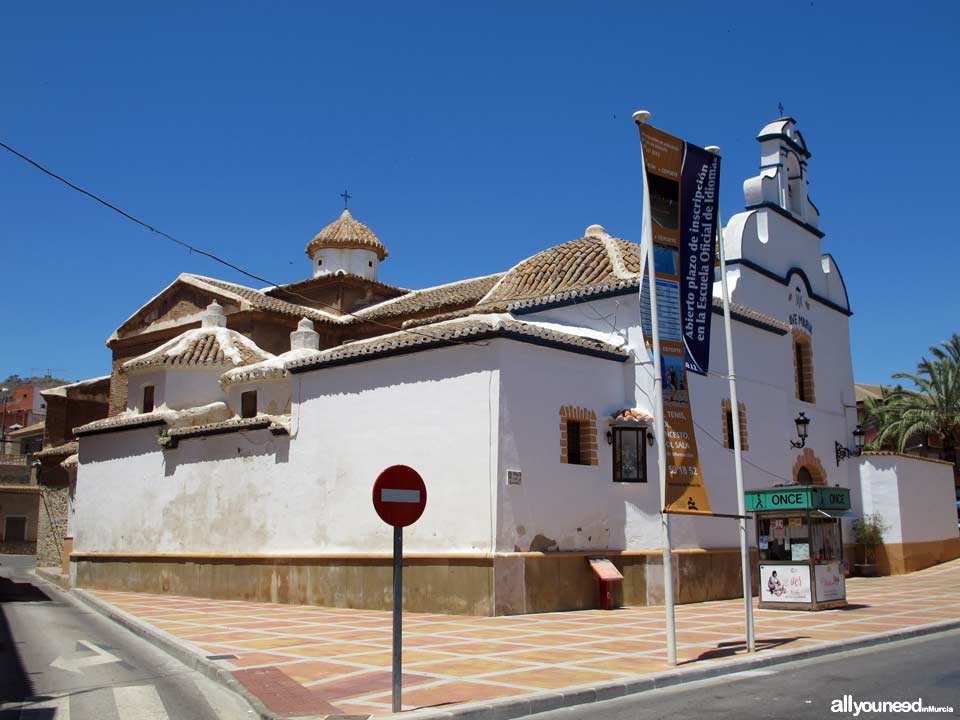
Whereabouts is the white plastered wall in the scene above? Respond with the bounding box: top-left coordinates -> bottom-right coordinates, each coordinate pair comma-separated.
859,455 -> 959,545
75,343 -> 501,555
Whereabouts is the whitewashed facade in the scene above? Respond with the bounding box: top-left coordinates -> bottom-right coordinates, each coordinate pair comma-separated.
71,118 -> 959,613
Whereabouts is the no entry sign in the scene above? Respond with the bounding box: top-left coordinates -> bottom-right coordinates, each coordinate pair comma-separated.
373,465 -> 427,528
372,464 -> 428,713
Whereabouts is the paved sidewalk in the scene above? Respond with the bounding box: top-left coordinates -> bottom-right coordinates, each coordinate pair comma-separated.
85,560 -> 960,718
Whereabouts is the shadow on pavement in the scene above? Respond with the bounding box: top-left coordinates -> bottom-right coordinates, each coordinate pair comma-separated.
682,636 -> 810,664
0,567 -> 52,717
0,575 -> 52,604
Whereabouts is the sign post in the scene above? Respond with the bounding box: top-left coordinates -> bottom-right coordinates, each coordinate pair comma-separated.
372,465 -> 427,714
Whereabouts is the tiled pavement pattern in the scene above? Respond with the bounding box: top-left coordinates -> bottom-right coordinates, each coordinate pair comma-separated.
92,559 -> 960,717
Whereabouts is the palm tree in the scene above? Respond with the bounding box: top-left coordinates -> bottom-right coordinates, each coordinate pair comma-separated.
863,333 -> 960,467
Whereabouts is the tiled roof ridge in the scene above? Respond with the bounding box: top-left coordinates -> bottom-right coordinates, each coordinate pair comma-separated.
601,235 -> 643,280
184,274 -> 344,324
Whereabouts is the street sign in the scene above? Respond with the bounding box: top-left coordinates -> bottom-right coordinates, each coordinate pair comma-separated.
373,464 -> 427,713
373,465 -> 427,527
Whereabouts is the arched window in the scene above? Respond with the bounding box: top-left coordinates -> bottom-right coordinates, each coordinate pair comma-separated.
796,467 -> 814,485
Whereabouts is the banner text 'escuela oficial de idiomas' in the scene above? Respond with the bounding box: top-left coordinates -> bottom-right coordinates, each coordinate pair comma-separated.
638,123 -> 720,514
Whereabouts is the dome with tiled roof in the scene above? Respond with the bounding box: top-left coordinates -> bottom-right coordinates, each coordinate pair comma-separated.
306,209 -> 388,262
480,225 -> 643,306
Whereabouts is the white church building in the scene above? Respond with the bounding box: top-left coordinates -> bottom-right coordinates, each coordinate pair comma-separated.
69,118 -> 959,614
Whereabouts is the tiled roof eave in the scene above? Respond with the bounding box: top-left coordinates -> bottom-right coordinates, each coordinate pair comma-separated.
75,414 -> 168,438
287,318 -> 627,375
31,441 -> 79,459
160,416 -> 289,448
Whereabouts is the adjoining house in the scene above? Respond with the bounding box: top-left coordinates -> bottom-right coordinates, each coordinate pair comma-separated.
0,422 -> 45,554
32,376 -> 110,570
69,118 -> 960,614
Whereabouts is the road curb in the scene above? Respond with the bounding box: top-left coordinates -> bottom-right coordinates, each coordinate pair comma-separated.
62,584 -> 960,720
69,587 -> 289,720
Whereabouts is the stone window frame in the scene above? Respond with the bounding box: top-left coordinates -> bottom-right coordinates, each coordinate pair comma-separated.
559,406 -> 598,466
720,399 -> 749,451
793,330 -> 816,404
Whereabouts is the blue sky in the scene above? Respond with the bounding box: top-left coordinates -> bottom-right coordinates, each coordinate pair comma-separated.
2,1 -> 957,384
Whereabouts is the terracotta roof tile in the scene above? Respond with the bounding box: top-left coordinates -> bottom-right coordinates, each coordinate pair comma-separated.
123,327 -> 273,371
356,273 -> 504,321
482,236 -> 642,305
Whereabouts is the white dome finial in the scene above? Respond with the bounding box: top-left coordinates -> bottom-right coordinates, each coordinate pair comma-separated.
632,110 -> 652,124
201,301 -> 227,328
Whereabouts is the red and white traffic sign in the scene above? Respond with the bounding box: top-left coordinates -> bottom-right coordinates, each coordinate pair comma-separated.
372,465 -> 427,528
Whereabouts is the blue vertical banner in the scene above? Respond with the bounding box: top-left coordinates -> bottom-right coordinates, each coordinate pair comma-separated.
678,144 -> 720,375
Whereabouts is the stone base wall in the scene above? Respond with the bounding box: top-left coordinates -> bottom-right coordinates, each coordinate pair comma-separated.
37,485 -> 69,568
875,537 -> 960,575
73,548 -> 764,615
0,541 -> 37,555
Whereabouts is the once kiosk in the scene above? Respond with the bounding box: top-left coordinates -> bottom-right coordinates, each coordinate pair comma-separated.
745,485 -> 849,611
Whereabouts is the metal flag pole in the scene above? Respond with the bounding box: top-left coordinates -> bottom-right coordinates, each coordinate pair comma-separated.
634,109 -> 677,666
706,145 -> 756,654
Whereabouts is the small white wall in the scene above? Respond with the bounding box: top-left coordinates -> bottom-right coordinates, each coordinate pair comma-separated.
859,455 -> 959,545
226,380 -> 290,416
313,247 -> 379,280
127,368 -> 227,413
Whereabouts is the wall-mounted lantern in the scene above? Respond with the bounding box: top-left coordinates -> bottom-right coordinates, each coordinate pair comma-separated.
835,425 -> 866,466
790,412 -> 810,449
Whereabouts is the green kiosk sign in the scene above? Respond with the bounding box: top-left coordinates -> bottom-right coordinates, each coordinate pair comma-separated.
745,486 -> 850,512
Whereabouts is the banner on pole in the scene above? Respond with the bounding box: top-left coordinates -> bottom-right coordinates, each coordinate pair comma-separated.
638,123 -> 720,515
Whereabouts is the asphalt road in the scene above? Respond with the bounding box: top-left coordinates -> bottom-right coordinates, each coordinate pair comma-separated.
0,555 -> 255,720
527,628 -> 960,720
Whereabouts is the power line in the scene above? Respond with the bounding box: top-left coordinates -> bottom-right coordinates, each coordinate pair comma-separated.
0,140 -> 490,348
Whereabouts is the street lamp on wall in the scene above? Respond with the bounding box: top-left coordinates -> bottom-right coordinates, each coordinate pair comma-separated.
790,412 -> 810,449
835,425 -> 866,466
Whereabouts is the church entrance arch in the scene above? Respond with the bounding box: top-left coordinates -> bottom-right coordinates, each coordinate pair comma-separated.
792,448 -> 827,485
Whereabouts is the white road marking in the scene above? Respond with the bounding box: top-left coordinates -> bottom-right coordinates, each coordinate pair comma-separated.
726,669 -> 780,678
50,640 -> 122,673
381,488 -> 420,503
113,685 -> 170,720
